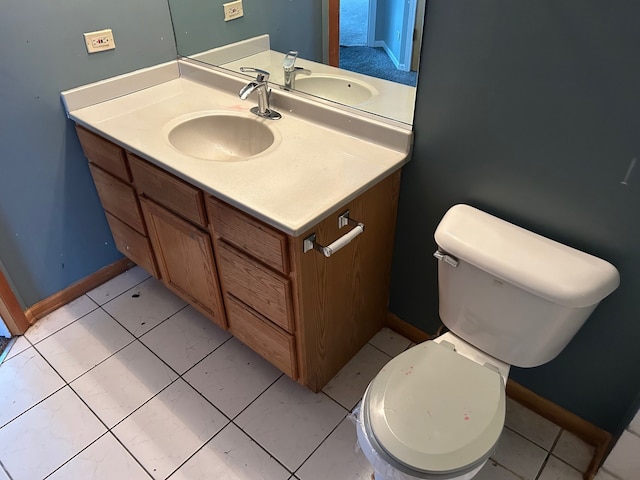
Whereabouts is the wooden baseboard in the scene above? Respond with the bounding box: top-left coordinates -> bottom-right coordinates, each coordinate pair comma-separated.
24,258 -> 134,323
385,312 -> 431,343
506,380 -> 611,480
386,311 -> 611,480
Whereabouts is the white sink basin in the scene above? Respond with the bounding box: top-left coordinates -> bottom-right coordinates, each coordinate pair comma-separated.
166,113 -> 277,161
295,75 -> 377,106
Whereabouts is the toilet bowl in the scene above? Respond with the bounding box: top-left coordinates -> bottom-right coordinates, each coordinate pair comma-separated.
357,334 -> 508,480
356,204 -> 620,479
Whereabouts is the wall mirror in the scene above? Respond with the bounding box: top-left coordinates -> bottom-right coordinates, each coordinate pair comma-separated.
166,0 -> 426,126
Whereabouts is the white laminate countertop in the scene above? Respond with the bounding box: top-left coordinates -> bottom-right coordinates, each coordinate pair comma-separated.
62,60 -> 411,236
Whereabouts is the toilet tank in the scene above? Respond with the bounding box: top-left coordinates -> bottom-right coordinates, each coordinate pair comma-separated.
434,205 -> 620,368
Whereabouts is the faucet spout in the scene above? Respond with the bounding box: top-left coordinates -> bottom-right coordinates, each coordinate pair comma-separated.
283,51 -> 312,89
238,67 -> 281,120
239,82 -> 259,100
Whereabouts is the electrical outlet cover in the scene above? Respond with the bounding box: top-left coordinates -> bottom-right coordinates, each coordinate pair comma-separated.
84,29 -> 115,53
223,0 -> 244,21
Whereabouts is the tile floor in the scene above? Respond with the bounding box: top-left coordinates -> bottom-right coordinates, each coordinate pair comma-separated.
1,266 -> 595,480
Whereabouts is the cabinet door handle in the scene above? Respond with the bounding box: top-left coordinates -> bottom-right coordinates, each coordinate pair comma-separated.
303,210 -> 364,257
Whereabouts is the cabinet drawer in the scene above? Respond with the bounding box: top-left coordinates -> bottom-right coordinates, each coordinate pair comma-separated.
207,197 -> 289,273
89,164 -> 146,234
128,154 -> 207,228
76,126 -> 131,182
218,241 -> 294,333
226,295 -> 297,379
105,212 -> 159,278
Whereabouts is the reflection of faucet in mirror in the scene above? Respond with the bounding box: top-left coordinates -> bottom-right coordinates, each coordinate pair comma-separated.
238,67 -> 282,120
283,51 -> 311,90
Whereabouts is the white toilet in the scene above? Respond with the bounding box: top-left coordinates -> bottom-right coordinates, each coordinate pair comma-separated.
357,204 -> 620,480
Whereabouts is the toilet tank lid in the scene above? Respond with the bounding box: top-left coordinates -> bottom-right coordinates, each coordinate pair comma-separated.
434,205 -> 620,308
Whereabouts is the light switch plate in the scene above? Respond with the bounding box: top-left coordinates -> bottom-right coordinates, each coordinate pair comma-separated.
223,0 -> 244,21
84,29 -> 116,54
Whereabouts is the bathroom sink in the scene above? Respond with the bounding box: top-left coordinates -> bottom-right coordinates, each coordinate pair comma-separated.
294,75 -> 377,106
165,113 -> 276,161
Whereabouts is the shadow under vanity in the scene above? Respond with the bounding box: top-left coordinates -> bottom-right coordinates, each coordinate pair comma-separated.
63,59 -> 410,392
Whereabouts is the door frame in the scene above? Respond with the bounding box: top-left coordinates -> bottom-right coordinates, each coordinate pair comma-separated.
328,0 -> 376,65
0,268 -> 29,335
328,0 -> 340,66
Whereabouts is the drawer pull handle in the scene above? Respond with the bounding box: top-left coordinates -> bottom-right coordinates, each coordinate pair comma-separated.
303,210 -> 364,257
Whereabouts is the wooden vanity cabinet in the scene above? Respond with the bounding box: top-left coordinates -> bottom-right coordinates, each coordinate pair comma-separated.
78,126 -> 401,392
77,126 -> 159,277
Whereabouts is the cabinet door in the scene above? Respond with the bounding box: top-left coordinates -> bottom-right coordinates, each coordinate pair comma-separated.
105,212 -> 159,278
140,198 -> 226,329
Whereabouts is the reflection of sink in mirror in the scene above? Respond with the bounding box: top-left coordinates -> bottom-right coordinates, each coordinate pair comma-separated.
294,75 -> 377,106
193,36 -> 416,127
166,113 -> 277,161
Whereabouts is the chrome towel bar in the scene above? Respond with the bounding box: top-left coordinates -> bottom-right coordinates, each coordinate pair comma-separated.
303,210 -> 364,257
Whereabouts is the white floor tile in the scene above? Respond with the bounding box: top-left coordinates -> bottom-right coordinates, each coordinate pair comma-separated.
602,430 -> 640,480
4,335 -> 30,361
0,467 -> 9,480
236,375 -> 347,471
71,341 -> 177,428
505,398 -> 561,450
184,337 -> 281,418
36,308 -> 134,382
552,430 -> 594,472
113,379 -> 228,479
141,306 -> 231,374
0,387 -> 105,480
491,428 -> 547,480
0,346 -> 65,427
368,327 -> 412,357
474,460 -> 523,480
87,266 -> 151,305
48,433 -> 151,480
595,468 -> 622,480
25,295 -> 97,344
538,456 -> 583,480
170,423 -> 290,480
628,409 -> 640,436
297,417 -> 373,480
102,277 -> 187,337
322,343 -> 391,411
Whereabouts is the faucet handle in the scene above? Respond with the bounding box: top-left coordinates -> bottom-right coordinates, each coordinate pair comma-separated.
239,67 -> 270,82
283,51 -> 299,70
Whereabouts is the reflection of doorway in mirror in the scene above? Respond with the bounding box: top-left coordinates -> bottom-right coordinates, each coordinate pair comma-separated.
340,0 -> 369,47
335,0 -> 421,87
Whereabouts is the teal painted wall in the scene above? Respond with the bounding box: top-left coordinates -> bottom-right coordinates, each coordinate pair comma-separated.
0,0 -> 177,306
169,0 -> 323,63
375,0 -> 404,64
390,0 -> 640,433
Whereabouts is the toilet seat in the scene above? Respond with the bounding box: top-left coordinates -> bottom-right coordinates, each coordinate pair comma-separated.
363,340 -> 505,477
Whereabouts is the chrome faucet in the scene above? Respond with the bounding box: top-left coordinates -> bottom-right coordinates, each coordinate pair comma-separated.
238,67 -> 281,120
282,51 -> 311,90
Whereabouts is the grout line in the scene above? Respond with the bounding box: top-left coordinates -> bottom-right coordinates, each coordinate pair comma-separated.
484,459 -> 527,479
535,453 -> 551,480
25,295 -> 101,346
0,350 -> 67,430
88,269 -> 152,307
0,459 -> 14,480
292,411 -> 350,477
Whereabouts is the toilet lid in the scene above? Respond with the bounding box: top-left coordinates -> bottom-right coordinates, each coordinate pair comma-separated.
366,340 -> 505,476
